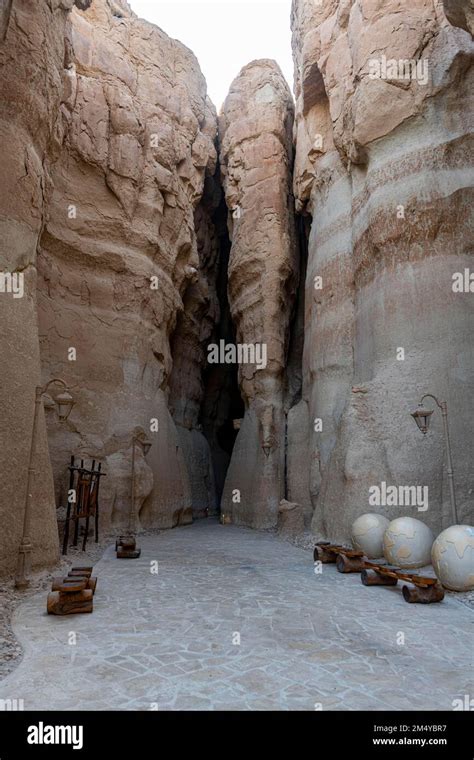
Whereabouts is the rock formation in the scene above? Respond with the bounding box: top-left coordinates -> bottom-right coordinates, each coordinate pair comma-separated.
37,0 -> 220,533
0,0 -> 93,576
168,178 -> 222,519
291,0 -> 474,541
0,0 -> 221,575
443,0 -> 474,36
1,0 -> 472,580
277,499 -> 305,538
219,60 -> 299,528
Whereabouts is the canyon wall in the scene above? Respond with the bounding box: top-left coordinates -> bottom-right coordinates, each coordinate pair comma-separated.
219,60 -> 299,528
37,0 -> 220,533
1,0 -> 472,578
0,0 -> 93,576
0,0 -> 221,578
291,0 -> 474,541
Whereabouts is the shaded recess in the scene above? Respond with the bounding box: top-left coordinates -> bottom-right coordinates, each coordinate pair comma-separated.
285,214 -> 310,411
200,195 -> 244,509
283,213 -> 310,500
168,183 -> 243,516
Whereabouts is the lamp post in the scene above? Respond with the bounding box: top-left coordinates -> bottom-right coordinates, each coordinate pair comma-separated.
410,393 -> 458,525
15,378 -> 74,589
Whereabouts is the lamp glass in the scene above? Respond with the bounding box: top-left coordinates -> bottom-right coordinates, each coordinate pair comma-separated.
56,391 -> 74,421
411,407 -> 433,435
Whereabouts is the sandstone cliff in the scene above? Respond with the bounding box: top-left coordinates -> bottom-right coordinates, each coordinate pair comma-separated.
0,0 -> 221,577
219,60 -> 299,528
0,0 -> 92,576
1,0 -> 472,580
291,0 -> 474,541
37,0 -> 220,533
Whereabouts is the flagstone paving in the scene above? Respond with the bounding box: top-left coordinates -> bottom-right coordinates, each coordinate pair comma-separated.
0,521 -> 472,711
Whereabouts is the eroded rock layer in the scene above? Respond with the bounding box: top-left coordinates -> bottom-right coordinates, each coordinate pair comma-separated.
0,0 -> 222,578
219,60 -> 298,528
0,0 -> 88,576
1,0 -> 472,579
291,0 -> 474,541
37,0 -> 219,533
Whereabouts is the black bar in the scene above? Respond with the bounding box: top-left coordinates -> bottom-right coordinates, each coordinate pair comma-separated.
95,462 -> 101,543
0,711 -> 470,757
61,455 -> 75,556
81,460 -> 95,552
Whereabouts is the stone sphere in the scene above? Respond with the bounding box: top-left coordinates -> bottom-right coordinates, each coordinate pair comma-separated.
431,525 -> 474,591
383,517 -> 434,569
351,513 -> 390,558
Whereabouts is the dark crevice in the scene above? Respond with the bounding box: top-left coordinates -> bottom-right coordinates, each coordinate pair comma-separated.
284,212 -> 310,412
168,174 -> 243,517
281,212 -> 310,503
170,148 -> 307,518
200,193 -> 244,510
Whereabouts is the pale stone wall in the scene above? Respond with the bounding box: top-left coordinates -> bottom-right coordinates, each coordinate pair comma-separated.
37,0 -> 219,533
1,0 -> 472,577
219,60 -> 299,529
291,0 -> 474,541
0,0 -> 89,575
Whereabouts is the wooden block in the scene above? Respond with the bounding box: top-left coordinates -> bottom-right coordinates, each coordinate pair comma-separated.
314,545 -> 337,563
117,548 -> 141,559
51,577 -> 77,591
336,553 -> 365,573
47,589 -> 93,615
57,579 -> 88,593
361,569 -> 398,586
69,566 -> 93,577
121,539 -> 136,549
402,583 -> 445,604
116,536 -> 136,550
342,549 -> 365,558
52,576 -> 97,593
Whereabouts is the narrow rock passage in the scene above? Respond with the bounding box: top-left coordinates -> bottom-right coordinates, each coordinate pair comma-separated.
0,522 -> 472,711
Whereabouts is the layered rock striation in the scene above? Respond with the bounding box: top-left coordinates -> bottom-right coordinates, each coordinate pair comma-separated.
1,0 -> 472,580
37,0 -> 220,532
291,0 -> 474,541
0,0 -> 221,576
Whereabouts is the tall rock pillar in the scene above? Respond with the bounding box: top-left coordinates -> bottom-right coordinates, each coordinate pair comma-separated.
219,60 -> 298,528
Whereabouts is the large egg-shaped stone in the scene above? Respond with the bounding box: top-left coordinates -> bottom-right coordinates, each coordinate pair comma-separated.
383,517 -> 434,569
431,525 -> 474,591
351,513 -> 390,558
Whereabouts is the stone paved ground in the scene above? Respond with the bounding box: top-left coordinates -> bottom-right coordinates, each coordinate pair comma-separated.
0,521 -> 472,711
